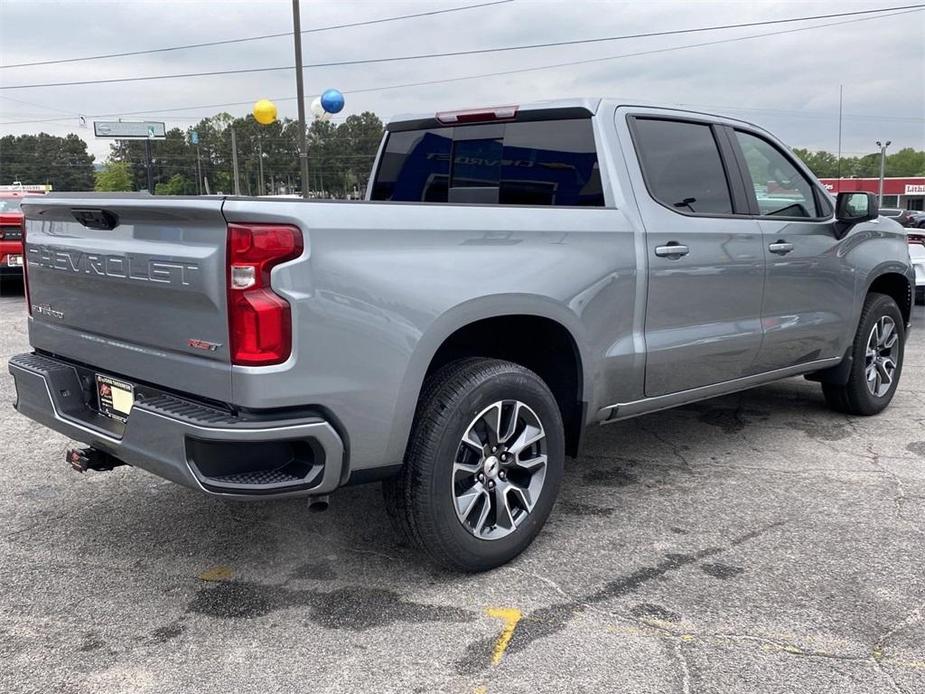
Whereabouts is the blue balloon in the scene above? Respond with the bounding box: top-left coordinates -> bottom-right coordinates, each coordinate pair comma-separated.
320,88 -> 345,114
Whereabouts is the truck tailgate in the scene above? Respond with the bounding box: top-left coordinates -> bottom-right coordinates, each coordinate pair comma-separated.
21,195 -> 233,403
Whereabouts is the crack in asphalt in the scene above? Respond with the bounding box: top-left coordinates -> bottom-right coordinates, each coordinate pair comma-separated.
865,443 -> 924,536
455,521 -> 785,674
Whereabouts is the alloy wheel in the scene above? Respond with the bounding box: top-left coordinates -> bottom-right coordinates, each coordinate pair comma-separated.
865,315 -> 899,398
451,400 -> 548,540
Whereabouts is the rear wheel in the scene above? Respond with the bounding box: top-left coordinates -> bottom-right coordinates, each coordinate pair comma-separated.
823,292 -> 905,415
383,358 -> 564,572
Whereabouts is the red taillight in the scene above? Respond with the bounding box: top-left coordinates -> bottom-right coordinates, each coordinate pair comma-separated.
435,105 -> 518,125
227,223 -> 303,366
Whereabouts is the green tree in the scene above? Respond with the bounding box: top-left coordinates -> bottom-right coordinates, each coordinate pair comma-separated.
0,133 -> 95,190
886,148 -> 925,177
94,161 -> 135,191
155,173 -> 193,195
99,110 -> 383,197
108,127 -> 198,192
793,147 -> 925,179
792,148 -> 839,178
306,112 -> 383,197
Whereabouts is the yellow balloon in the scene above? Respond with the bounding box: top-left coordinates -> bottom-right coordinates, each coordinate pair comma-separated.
253,99 -> 277,125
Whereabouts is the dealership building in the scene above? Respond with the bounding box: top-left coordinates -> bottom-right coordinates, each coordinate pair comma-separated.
819,177 -> 925,210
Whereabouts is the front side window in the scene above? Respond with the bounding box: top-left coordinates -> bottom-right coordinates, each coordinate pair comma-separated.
371,118 -> 604,207
735,131 -> 821,218
631,118 -> 733,215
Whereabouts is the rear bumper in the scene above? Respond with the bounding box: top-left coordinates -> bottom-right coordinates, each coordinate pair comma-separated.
8,352 -> 345,499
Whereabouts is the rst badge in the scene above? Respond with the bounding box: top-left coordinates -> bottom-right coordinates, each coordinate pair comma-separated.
187,338 -> 222,352
33,304 -> 64,320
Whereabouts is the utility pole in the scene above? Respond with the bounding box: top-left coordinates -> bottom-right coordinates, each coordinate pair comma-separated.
231,127 -> 241,196
143,139 -> 154,194
257,134 -> 265,196
196,145 -> 203,195
836,84 -> 843,188
292,0 -> 310,199
876,140 -> 891,206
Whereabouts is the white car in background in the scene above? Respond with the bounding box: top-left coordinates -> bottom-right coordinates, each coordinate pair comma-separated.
908,229 -> 925,304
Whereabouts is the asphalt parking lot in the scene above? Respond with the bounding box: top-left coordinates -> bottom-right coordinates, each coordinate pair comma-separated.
1,283 -> 923,694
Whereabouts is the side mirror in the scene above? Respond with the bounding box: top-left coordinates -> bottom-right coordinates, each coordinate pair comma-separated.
835,191 -> 878,224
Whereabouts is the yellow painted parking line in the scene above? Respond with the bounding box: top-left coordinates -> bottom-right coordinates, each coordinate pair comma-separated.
486,607 -> 523,666
197,565 -> 234,582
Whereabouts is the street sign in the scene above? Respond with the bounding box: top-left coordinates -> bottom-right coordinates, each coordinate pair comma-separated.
93,120 -> 166,139
190,131 -> 199,145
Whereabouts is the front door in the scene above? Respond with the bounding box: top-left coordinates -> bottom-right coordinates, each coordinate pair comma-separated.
627,116 -> 766,398
730,129 -> 855,372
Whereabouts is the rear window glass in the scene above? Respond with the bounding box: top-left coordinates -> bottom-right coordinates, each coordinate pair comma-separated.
631,118 -> 733,215
371,118 -> 604,207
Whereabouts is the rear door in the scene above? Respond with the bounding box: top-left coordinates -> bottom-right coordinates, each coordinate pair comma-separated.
22,195 -> 233,402
623,113 -> 765,397
728,128 -> 853,371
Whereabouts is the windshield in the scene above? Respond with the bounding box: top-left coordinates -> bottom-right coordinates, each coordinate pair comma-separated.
0,198 -> 23,213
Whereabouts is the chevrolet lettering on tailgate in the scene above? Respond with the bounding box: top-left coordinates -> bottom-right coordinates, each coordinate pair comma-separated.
27,245 -> 200,286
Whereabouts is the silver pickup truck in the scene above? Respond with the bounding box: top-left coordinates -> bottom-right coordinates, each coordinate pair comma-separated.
9,98 -> 915,571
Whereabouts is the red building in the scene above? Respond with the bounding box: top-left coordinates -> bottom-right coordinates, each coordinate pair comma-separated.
818,177 -> 925,211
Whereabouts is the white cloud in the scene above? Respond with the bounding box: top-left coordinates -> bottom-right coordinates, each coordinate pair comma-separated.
0,0 -> 922,162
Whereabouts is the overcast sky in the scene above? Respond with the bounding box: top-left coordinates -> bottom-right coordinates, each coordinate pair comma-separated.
1,0 -> 923,163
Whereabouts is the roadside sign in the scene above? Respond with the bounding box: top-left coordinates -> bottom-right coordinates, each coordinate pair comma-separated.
0,183 -> 52,192
93,120 -> 166,139
191,131 -> 199,145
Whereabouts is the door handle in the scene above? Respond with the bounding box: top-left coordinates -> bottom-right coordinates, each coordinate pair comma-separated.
654,243 -> 690,258
768,241 -> 794,255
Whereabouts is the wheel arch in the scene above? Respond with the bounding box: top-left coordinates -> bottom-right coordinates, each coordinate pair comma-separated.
386,295 -> 592,465
866,268 -> 913,326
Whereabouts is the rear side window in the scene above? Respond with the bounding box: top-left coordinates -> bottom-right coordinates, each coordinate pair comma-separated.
371,118 -> 604,207
631,118 -> 733,215
735,131 -> 822,218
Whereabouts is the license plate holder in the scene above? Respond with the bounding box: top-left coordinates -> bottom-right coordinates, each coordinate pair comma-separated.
95,374 -> 135,422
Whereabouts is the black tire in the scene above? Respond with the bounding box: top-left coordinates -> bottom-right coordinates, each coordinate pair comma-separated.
382,358 -> 564,572
822,292 -> 905,415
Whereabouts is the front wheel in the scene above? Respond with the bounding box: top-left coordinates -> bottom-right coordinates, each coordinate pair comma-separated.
823,292 -> 905,415
383,358 -> 564,572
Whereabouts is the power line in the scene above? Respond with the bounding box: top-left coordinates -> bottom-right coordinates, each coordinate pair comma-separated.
0,1 -> 514,69
0,94 -> 79,117
1,4 -> 922,90
1,7 -> 923,128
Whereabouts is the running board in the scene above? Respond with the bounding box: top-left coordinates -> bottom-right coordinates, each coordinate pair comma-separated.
599,357 -> 841,423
